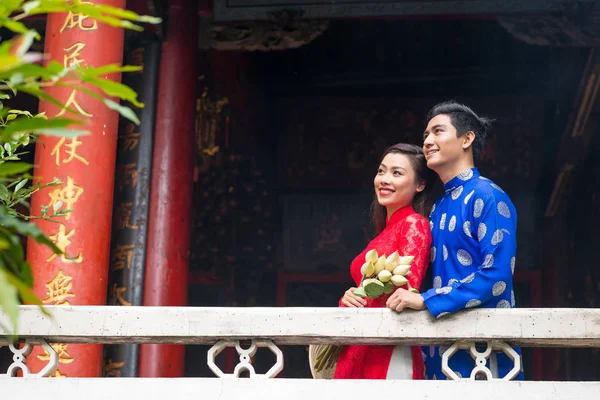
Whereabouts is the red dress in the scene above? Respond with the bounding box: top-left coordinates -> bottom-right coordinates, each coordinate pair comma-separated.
334,205 -> 431,380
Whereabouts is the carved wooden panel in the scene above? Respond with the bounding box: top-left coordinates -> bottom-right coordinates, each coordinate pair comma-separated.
275,96 -> 544,192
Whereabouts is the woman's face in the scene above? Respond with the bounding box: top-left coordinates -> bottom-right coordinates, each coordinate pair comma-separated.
374,153 -> 424,216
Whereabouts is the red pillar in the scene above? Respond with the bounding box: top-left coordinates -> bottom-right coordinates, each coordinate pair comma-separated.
25,0 -> 125,377
138,0 -> 198,377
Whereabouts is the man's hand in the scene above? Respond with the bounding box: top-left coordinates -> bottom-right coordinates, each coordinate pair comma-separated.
340,287 -> 367,308
386,288 -> 426,312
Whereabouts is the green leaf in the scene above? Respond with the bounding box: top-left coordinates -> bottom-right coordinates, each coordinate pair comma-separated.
0,19 -> 33,37
0,237 -> 11,250
0,268 -> 19,332
15,86 -> 80,117
0,207 -> 60,254
103,99 -> 140,125
14,178 -> 27,193
19,261 -> 33,288
77,3 -> 161,24
22,1 -> 41,14
0,162 -> 30,176
0,184 -> 8,201
8,109 -> 34,117
2,116 -> 85,138
4,268 -> 49,316
86,77 -> 143,107
52,199 -> 62,212
83,64 -> 142,78
37,127 -> 89,137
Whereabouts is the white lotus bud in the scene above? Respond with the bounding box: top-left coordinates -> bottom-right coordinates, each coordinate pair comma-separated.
360,262 -> 374,277
365,249 -> 378,264
377,270 -> 392,283
392,264 -> 411,276
391,275 -> 408,287
385,251 -> 400,271
398,256 -> 414,265
374,255 -> 386,274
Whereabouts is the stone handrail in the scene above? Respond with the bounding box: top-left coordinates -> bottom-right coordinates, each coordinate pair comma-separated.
1,306 -> 599,347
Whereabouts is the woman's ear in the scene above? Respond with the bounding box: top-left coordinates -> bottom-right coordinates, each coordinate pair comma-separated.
416,180 -> 426,193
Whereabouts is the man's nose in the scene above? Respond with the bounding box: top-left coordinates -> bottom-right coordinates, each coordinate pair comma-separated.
423,134 -> 434,147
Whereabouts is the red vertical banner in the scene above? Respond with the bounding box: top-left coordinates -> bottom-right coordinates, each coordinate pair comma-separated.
25,0 -> 125,377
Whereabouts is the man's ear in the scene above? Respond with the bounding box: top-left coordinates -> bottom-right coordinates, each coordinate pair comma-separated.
462,131 -> 475,150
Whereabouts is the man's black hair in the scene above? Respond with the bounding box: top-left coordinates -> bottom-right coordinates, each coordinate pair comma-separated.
426,101 -> 493,160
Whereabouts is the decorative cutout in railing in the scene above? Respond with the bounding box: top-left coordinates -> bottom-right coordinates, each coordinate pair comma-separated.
207,340 -> 284,378
3,339 -> 59,377
441,341 -> 521,381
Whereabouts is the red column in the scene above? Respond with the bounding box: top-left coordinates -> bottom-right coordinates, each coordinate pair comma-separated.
138,0 -> 198,377
25,0 -> 125,377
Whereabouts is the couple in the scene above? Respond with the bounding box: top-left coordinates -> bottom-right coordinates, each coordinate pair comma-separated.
334,101 -> 520,380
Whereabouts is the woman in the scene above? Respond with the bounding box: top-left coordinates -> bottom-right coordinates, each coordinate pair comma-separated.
334,143 -> 434,380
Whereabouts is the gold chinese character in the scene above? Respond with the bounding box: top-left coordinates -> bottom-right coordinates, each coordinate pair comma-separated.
51,137 -> 89,166
120,123 -> 141,152
111,283 -> 131,306
116,202 -> 138,230
64,42 -> 86,68
51,369 -> 67,378
37,343 -> 74,364
111,244 -> 134,271
104,359 -> 126,377
128,47 -> 144,67
47,225 -> 83,263
48,177 -> 84,219
60,8 -> 98,33
117,163 -> 138,190
56,90 -> 93,118
43,270 -> 75,305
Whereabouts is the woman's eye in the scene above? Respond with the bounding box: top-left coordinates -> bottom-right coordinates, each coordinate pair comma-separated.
377,169 -> 384,174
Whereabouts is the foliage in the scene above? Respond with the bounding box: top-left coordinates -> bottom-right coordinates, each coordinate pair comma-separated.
0,0 -> 159,334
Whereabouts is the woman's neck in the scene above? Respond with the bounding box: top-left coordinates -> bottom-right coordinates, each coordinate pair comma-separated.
386,204 -> 409,220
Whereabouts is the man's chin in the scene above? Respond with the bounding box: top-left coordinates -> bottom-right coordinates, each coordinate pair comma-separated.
426,159 -> 443,172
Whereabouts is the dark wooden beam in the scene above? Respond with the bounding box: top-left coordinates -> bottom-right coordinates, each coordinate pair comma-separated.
213,0 -> 600,22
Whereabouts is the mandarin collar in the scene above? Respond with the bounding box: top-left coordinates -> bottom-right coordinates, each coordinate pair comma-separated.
386,205 -> 416,227
444,168 -> 480,192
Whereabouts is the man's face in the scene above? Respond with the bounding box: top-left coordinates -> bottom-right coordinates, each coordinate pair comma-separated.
422,114 -> 465,172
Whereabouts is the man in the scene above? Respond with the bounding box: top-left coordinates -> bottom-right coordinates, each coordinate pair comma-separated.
386,101 -> 522,380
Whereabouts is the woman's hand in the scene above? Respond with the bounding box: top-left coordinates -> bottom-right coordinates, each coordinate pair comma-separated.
386,288 -> 426,312
340,287 -> 367,308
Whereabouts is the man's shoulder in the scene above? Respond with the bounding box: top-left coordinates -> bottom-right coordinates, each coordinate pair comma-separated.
470,176 -> 513,202
467,177 -> 517,220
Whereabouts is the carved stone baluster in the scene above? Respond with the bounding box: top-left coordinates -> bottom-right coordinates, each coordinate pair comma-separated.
441,340 -> 521,381
207,340 -> 283,378
4,339 -> 59,377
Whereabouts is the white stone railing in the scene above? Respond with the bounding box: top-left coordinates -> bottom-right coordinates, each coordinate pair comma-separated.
1,306 -> 600,399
